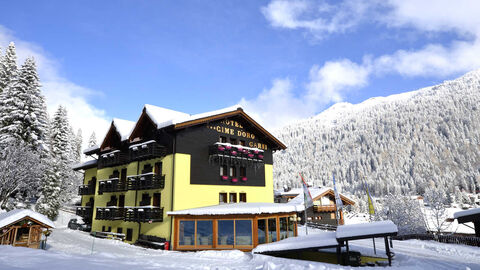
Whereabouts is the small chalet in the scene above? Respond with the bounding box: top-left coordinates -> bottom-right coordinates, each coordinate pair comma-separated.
285,187 -> 355,225
0,209 -> 55,249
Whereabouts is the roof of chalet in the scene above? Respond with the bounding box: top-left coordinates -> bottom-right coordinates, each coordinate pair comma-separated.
287,187 -> 355,206
0,209 -> 55,229
454,208 -> 480,224
112,118 -> 136,141
72,159 -> 98,171
167,203 -> 304,216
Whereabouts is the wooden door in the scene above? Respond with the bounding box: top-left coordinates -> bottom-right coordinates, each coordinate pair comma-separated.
153,193 -> 161,207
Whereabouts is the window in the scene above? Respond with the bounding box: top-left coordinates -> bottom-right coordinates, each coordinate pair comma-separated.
153,193 -> 161,207
121,168 -> 127,182
220,136 -> 227,143
279,217 -> 288,240
155,162 -> 162,175
268,218 -> 277,242
257,219 -> 267,244
117,227 -> 123,234
107,226 -> 112,232
229,193 -> 237,203
142,164 -> 152,174
239,193 -> 247,203
330,213 -> 336,219
235,220 -> 252,246
239,140 -> 246,146
240,167 -> 246,178
217,220 -> 234,246
126,228 -> 133,241
179,221 -> 195,246
102,226 -> 105,232
196,220 -> 213,246
230,138 -> 237,145
288,216 -> 295,237
220,165 -> 227,176
219,193 -> 228,204
229,166 -> 236,177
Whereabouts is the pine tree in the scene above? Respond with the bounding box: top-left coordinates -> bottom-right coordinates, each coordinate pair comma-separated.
0,42 -> 17,94
88,131 -> 97,148
35,155 -> 61,219
74,129 -> 82,162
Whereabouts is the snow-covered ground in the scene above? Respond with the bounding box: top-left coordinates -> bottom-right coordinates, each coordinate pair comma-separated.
1,211 -> 479,270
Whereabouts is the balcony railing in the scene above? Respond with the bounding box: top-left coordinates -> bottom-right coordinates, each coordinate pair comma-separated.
209,143 -> 264,165
129,140 -> 166,161
124,207 -> 163,223
98,150 -> 129,168
98,178 -> 127,194
313,205 -> 336,212
78,182 -> 96,195
76,206 -> 94,220
127,173 -> 165,190
95,207 -> 126,220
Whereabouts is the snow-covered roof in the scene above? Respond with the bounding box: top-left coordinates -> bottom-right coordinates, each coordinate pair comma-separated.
72,159 -> 98,170
143,104 -> 241,130
0,209 -> 55,229
286,187 -> 355,206
287,187 -> 331,205
167,203 -> 304,216
279,188 -> 303,196
253,231 -> 338,253
144,104 -> 190,130
453,208 -> 480,219
336,220 -> 397,240
112,118 -> 136,141
83,145 -> 99,154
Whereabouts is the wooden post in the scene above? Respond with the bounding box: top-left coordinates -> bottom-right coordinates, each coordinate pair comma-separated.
373,237 -> 376,254
385,236 -> 392,266
27,227 -> 32,246
336,245 -> 342,265
345,241 -> 350,265
12,227 -> 18,246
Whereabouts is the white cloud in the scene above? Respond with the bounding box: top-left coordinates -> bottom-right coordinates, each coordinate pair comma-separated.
261,0 -> 369,39
241,60 -> 369,129
245,0 -> 480,129
0,25 -> 110,149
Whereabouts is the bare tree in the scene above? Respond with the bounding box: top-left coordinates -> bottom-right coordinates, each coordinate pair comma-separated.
0,141 -> 41,209
424,187 -> 450,233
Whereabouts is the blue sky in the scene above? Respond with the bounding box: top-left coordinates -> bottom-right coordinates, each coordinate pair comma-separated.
1,0 -> 480,142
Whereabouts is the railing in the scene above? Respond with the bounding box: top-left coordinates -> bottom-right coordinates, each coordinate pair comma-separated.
98,150 -> 129,168
393,233 -> 480,247
76,206 -> 94,220
127,173 -> 165,190
95,207 -> 126,220
313,205 -> 336,212
78,182 -> 96,195
129,140 -> 166,161
0,227 -> 15,245
306,222 -> 338,231
209,143 -> 264,164
124,207 -> 163,223
98,178 -> 127,194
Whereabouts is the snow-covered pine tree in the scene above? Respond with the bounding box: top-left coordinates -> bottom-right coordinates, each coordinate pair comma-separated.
88,131 -> 97,148
0,57 -> 48,151
0,42 -> 17,94
35,154 -> 61,219
75,129 -> 83,162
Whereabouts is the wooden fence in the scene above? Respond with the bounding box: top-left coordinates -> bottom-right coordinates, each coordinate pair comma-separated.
393,234 -> 480,247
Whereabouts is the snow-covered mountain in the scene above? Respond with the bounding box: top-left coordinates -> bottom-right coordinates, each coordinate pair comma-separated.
273,70 -> 480,204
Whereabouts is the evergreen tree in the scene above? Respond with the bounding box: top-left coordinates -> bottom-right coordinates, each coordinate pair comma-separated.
74,129 -> 82,162
35,155 -> 61,219
88,131 -> 97,148
0,42 -> 17,94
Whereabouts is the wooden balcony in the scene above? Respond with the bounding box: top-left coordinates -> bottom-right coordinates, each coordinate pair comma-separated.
76,206 -> 93,220
124,207 -> 163,223
78,182 -> 95,195
129,140 -> 166,161
208,143 -> 264,165
98,178 -> 127,194
98,150 -> 129,168
95,207 -> 125,220
127,173 -> 165,190
313,205 -> 336,212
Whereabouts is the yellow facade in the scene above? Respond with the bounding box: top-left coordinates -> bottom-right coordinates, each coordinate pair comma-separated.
83,153 -> 274,243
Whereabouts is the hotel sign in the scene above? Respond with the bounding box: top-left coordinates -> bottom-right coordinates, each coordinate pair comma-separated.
207,120 -> 268,150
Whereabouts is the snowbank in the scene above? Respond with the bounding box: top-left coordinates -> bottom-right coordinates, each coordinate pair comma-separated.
253,231 -> 338,253
336,220 -> 397,239
168,202 -> 304,216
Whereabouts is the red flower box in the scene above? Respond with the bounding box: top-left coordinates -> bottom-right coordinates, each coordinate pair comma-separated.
241,177 -> 247,181
258,154 -> 264,159
254,150 -> 259,154
231,178 -> 238,183
218,146 -> 225,151
237,147 -> 243,151
248,153 -> 254,158
231,151 -> 237,155
221,175 -> 229,181
225,145 -> 232,150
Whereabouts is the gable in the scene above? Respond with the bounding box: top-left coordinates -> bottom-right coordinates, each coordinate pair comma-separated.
100,123 -> 122,151
312,190 -> 355,206
129,112 -> 158,142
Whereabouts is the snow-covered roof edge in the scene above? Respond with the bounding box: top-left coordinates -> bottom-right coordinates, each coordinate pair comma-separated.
72,159 -> 98,171
112,118 -> 136,141
287,187 -> 355,206
0,209 -> 55,229
454,208 -> 480,219
167,203 -> 304,216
